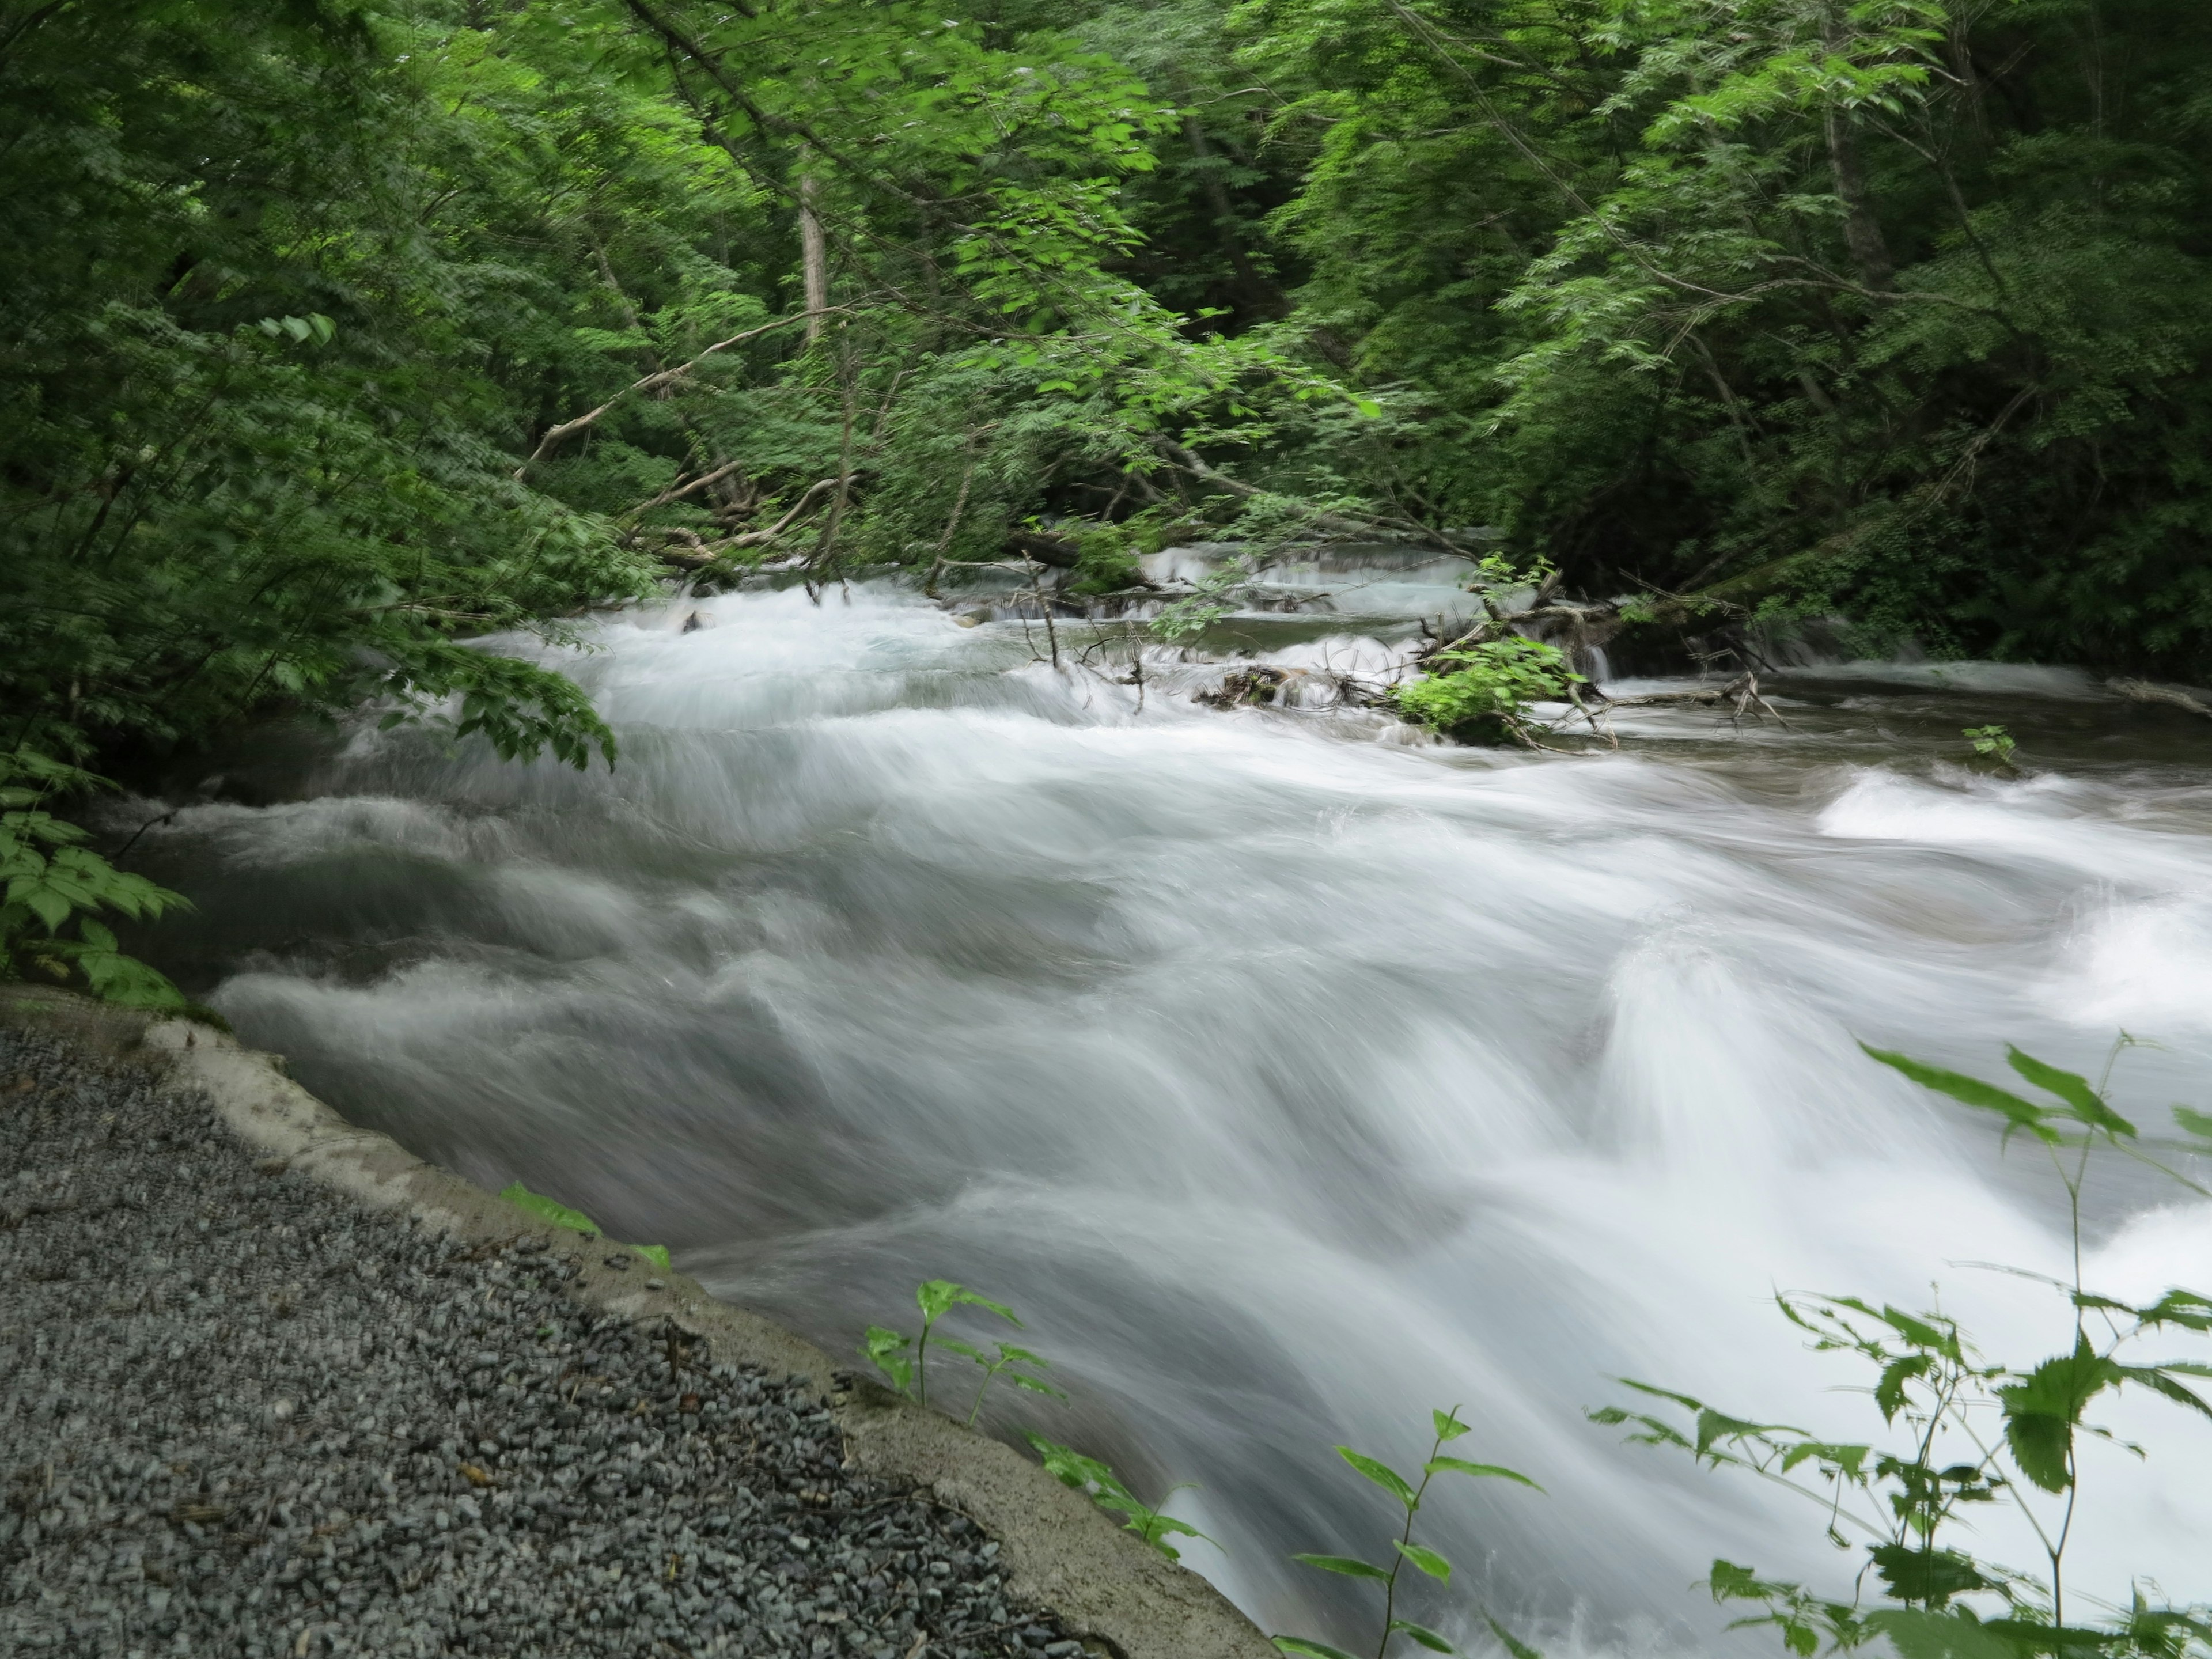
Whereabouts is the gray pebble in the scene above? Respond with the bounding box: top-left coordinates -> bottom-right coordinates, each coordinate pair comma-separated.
0,1028 -> 1078,1657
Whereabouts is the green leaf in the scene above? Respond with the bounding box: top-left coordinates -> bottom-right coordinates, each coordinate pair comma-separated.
915,1279 -> 1021,1325
1431,1407 -> 1471,1442
1336,1447 -> 1416,1506
1484,1615 -> 1546,1659
498,1182 -> 601,1236
1861,1046 -> 2061,1145
861,1325 -> 915,1396
1869,1544 -> 1994,1607
1997,1335 -> 2122,1494
2118,1364 -> 2212,1422
1395,1541 -> 1452,1580
1865,1609 -> 2025,1659
1425,1457 -> 1543,1491
1291,1553 -> 1392,1581
2175,1106 -> 2212,1142
2007,1048 -> 2135,1137
1388,1618 -> 1456,1653
1272,1639 -> 1362,1659
1876,1354 -> 1934,1422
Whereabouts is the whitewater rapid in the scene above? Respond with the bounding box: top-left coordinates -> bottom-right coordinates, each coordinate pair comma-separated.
135,581 -> 2212,1654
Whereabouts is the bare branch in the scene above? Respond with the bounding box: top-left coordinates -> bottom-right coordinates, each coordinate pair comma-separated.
514,310 -> 844,478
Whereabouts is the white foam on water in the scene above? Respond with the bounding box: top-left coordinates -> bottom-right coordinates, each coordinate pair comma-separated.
145,585 -> 2212,1655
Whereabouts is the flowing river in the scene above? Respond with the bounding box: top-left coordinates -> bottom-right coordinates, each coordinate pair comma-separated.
130,560 -> 2212,1655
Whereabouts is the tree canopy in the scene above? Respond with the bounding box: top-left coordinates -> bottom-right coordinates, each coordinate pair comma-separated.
5,0 -> 2211,998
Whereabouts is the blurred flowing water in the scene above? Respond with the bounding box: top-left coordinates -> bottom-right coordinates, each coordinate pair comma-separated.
131,565 -> 2212,1654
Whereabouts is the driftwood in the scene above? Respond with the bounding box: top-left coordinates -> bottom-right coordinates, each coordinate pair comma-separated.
2108,677 -> 2212,720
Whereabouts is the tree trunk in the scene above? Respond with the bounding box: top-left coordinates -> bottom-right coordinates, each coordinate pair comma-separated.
800,173 -> 828,342
1824,107 -> 1895,291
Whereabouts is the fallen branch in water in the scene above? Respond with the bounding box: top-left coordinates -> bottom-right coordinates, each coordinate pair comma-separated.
2108,677 -> 2212,719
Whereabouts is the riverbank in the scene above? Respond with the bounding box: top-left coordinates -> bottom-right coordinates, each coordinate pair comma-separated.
0,992 -> 1270,1659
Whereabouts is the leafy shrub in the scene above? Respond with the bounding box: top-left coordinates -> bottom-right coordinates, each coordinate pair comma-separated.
1275,1407 -> 1544,1659
1595,1041 -> 2212,1658
1391,638 -> 1584,746
1,750 -> 185,1009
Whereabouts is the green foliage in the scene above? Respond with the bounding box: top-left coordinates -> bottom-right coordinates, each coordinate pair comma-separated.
1230,0 -> 2212,676
1,752 -> 187,1009
861,1278 -> 1024,1410
1392,639 -> 1585,747
1277,1407 -> 1544,1658
499,1183 -> 605,1237
1593,1041 -> 2212,1657
1965,726 -> 2020,767
497,1181 -> 672,1269
1025,1433 -> 1213,1562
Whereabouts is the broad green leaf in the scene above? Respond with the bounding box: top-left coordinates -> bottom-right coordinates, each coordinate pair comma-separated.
1336,1447 -> 1416,1506
916,1279 -> 1021,1324
1432,1407 -> 1471,1442
1272,1639 -> 1362,1659
2007,1048 -> 2135,1136
2176,1106 -> 2212,1142
499,1182 -> 601,1236
1395,1540 -> 1452,1580
1291,1553 -> 1392,1581
1866,1609 -> 2027,1659
1388,1618 -> 1457,1653
1869,1544 -> 1993,1607
1425,1456 -> 1543,1491
1997,1336 -> 2122,1494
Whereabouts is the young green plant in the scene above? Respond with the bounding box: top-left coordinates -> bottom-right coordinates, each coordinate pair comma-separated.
1025,1433 -> 1212,1562
1964,725 -> 2020,767
861,1279 -> 1028,1411
1275,1407 -> 1546,1659
1591,1040 -> 2212,1658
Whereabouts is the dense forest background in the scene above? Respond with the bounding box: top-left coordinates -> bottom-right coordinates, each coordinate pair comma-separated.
6,0 -> 2212,785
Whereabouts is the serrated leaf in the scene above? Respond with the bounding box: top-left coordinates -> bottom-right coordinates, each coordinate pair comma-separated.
1395,1540 -> 1452,1580
1336,1447 -> 1415,1505
1426,1456 -> 1543,1490
1997,1336 -> 2122,1494
1875,1354 -> 1934,1422
1291,1553 -> 1392,1581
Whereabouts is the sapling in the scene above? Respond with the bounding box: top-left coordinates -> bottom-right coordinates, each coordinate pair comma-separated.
1592,1040 -> 2212,1658
861,1278 -> 1023,1409
1025,1433 -> 1212,1560
1275,1407 -> 1546,1659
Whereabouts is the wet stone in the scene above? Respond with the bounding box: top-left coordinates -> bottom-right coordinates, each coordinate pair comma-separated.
0,1026 -> 1085,1657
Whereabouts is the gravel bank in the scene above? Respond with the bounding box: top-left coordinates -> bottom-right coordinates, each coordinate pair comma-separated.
0,1025 -> 1088,1659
